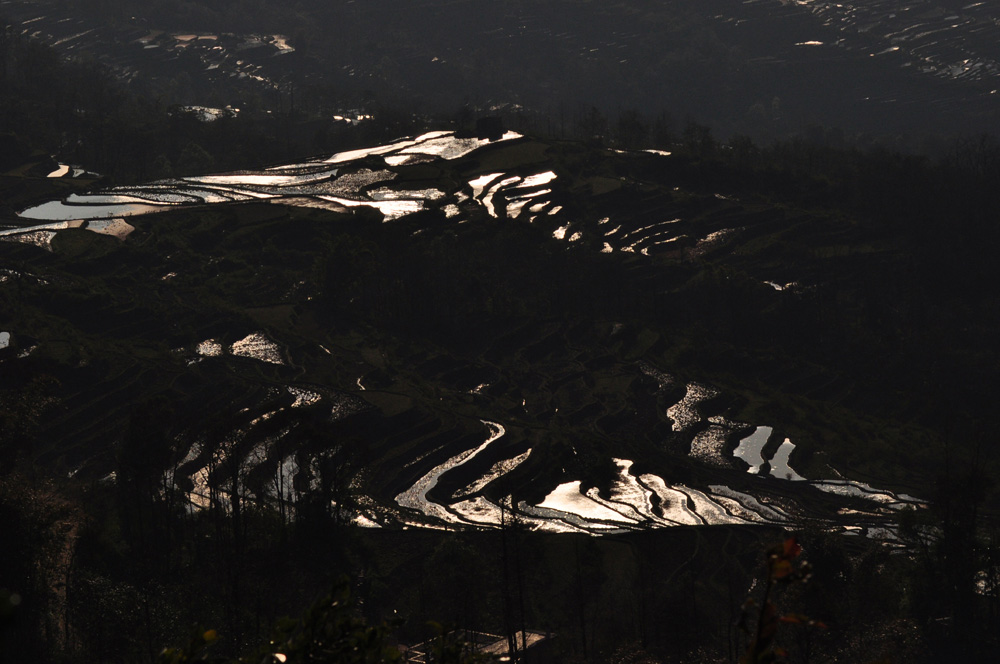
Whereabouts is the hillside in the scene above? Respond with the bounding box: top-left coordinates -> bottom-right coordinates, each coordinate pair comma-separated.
5,0 -> 1000,142
3,121 -> 1000,659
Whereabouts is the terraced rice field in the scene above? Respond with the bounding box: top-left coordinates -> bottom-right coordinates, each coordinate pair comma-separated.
3,130 -> 929,546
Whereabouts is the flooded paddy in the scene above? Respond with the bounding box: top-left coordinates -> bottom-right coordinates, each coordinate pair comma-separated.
231,332 -> 284,365
769,439 -> 806,481
287,386 -> 322,408
395,420 -> 507,524
779,0 -> 1000,85
196,339 -> 223,357
1,230 -> 59,250
6,128 -> 930,547
537,481 -> 638,524
690,422 -> 739,468
382,401 -> 920,539
14,130 -> 767,285
183,169 -> 338,187
18,200 -> 168,221
16,130 -> 526,232
733,426 -> 772,474
667,383 -> 719,432
371,356 -> 926,541
86,219 -> 135,240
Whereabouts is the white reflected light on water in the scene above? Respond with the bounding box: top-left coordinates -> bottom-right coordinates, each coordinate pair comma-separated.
537,481 -> 637,523
18,201 -> 167,221
183,169 -> 337,187
396,421 -> 506,523
733,426 -> 772,474
769,439 -> 806,481
18,131 -> 526,229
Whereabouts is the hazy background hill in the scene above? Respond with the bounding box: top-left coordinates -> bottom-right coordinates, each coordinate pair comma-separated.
5,0 -> 1000,149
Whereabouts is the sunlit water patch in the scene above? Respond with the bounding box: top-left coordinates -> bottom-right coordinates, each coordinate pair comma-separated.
640,476 -> 743,526
517,171 -> 558,188
528,201 -> 549,216
180,105 -> 235,122
287,386 -> 322,408
505,198 -> 532,219
536,481 -> 639,524
18,201 -> 167,221
161,187 -> 255,203
637,475 -> 702,525
329,392 -> 368,420
667,382 -> 719,432
399,135 -> 487,159
614,219 -> 682,253
0,220 -> 83,236
1,230 -> 58,250
403,131 -> 523,161
733,426 -> 772,474
505,186 -> 552,219
106,188 -> 203,204
812,479 -> 923,508
709,485 -> 791,524
446,496 -> 511,527
320,169 -> 396,196
325,138 -> 423,164
690,228 -> 736,257
469,172 -> 505,200
769,439 -> 806,481
368,187 -> 445,201
325,130 -> 524,169
452,448 -> 533,499
316,196 -> 423,221
270,35 -> 294,54
517,502 -> 620,533
481,175 -> 522,217
604,459 -> 664,524
673,485 -> 752,525
638,361 -> 675,390
396,421 -> 506,524
230,332 -> 284,364
182,168 -> 338,187
86,219 -> 134,240
196,339 -> 223,357
0,131 -> 928,347
383,154 -> 421,166
690,423 -> 738,468
353,513 -> 382,528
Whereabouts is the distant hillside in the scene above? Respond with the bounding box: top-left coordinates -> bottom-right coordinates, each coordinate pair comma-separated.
5,0 -> 1000,144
